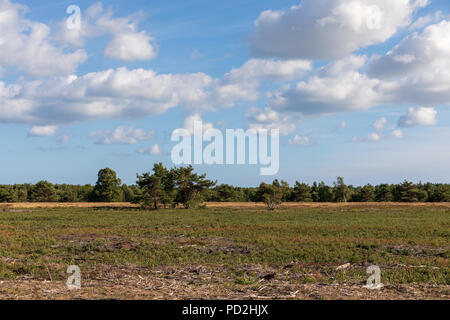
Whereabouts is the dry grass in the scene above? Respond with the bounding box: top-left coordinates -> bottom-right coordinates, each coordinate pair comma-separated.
0,205 -> 448,300
1,265 -> 448,300
0,202 -> 139,209
2,202 -> 450,209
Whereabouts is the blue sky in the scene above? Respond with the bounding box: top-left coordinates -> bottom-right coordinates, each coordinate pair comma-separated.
0,0 -> 449,186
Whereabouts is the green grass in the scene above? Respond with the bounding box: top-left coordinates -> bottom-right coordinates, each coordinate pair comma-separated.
0,206 -> 448,285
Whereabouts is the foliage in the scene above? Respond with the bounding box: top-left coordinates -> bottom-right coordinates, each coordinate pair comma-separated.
30,181 -> 59,202
256,180 -> 284,210
92,168 -> 122,202
0,169 -> 450,204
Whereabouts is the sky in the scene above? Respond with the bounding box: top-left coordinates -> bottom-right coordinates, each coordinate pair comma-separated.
0,0 -> 450,187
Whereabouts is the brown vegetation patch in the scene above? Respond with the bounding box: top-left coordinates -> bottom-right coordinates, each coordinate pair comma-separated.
0,264 -> 448,300
2,202 -> 450,210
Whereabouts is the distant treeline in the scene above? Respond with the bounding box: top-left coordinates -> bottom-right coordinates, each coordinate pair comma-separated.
1,165 -> 450,206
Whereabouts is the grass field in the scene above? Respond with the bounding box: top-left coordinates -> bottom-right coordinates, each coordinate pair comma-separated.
0,204 -> 448,299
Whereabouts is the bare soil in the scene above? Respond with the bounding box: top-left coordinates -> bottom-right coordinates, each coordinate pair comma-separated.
1,264 -> 448,300
2,202 -> 450,209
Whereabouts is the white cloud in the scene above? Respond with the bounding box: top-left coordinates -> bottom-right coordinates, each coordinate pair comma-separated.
289,134 -> 312,146
353,129 -> 406,142
89,125 -> 155,145
0,67 -> 214,126
0,0 -> 87,76
389,129 -> 404,139
247,19 -> 450,127
398,107 -> 437,127
174,114 -> 214,135
104,31 -> 158,61
368,20 -> 450,79
367,21 -> 450,107
210,59 -> 312,110
373,117 -> 387,131
224,59 -> 311,82
0,55 -> 316,127
267,56 -> 381,116
55,2 -> 158,62
352,132 -> 381,143
28,125 -> 58,137
249,0 -> 426,60
247,107 -> 297,135
138,144 -> 161,155
409,11 -> 443,30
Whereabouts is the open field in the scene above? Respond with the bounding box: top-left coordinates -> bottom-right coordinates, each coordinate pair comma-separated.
2,202 -> 450,209
0,204 -> 448,300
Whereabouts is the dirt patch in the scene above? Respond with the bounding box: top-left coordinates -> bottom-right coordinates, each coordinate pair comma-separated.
2,202 -> 450,209
0,264 -> 448,300
385,245 -> 449,258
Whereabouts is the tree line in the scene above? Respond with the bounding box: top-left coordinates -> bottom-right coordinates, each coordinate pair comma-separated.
1,165 -> 449,208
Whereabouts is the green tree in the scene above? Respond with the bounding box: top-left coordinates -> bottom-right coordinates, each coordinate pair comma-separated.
256,180 -> 283,210
121,184 -> 136,202
318,182 -> 334,202
173,166 -> 216,209
92,168 -> 122,202
359,184 -> 376,202
311,182 -> 320,202
333,177 -> 349,202
430,184 -> 450,202
0,186 -> 17,202
398,180 -> 422,202
292,182 -> 312,202
153,163 -> 176,208
15,184 -> 30,202
31,181 -> 58,202
136,173 -> 164,209
57,184 -> 78,202
375,184 -> 393,202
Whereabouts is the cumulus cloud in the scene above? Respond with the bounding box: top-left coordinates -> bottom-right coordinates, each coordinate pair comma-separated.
267,56 -> 381,116
289,134 -> 312,146
367,20 -> 450,107
104,31 -> 158,61
247,107 -> 297,135
224,59 -> 311,82
0,68 -> 214,125
409,10 -> 443,30
137,144 -> 161,155
389,129 -> 404,139
28,125 -> 58,137
245,18 -> 450,129
209,58 -> 312,111
0,0 -> 87,76
55,2 -> 158,62
352,132 -> 381,143
368,20 -> 450,79
353,129 -> 404,142
0,56 -> 316,127
249,0 -> 426,60
179,114 -> 214,135
398,107 -> 437,127
373,117 -> 387,131
89,125 -> 155,145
